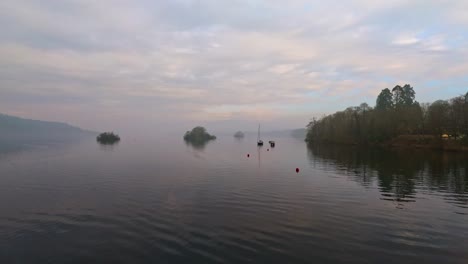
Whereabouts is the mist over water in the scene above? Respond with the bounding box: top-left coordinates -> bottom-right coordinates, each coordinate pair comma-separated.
0,136 -> 467,263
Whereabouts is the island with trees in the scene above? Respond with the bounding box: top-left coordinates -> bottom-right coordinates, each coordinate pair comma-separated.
184,126 -> 216,143
234,131 -> 245,138
306,85 -> 468,151
97,132 -> 120,144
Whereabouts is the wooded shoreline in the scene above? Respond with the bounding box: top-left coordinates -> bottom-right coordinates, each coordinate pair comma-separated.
306,84 -> 468,152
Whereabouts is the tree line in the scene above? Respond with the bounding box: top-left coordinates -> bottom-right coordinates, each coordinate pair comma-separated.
306,85 -> 468,145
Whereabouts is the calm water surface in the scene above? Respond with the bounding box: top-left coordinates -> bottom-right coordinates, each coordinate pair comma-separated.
0,136 -> 467,263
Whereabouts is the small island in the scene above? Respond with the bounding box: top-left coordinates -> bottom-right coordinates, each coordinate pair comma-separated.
97,132 -> 120,144
234,131 -> 245,138
184,126 -> 216,143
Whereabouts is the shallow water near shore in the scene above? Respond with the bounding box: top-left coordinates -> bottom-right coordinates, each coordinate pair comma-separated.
0,135 -> 467,263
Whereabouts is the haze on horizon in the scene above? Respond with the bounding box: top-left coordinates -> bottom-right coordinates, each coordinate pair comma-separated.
1,0 -> 467,134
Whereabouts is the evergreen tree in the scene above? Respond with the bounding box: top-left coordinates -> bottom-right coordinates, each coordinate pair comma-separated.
376,88 -> 393,110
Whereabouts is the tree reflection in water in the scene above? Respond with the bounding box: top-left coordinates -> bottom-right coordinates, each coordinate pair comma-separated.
98,141 -> 119,151
184,139 -> 210,151
307,144 -> 468,208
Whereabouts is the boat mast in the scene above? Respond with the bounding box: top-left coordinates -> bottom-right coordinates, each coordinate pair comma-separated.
258,124 -> 260,141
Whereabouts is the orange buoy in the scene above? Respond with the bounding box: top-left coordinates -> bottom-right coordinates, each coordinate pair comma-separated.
296,168 -> 299,173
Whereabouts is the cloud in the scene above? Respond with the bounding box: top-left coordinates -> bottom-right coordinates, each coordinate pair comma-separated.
268,64 -> 300,74
0,0 -> 467,132
393,36 -> 420,45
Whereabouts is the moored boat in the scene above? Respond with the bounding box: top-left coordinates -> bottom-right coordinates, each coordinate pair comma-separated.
257,124 -> 263,146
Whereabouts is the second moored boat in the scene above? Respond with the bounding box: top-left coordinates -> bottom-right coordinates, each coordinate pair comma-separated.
268,140 -> 275,147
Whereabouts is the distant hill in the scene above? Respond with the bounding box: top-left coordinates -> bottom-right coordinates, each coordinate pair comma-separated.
290,128 -> 307,139
0,113 -> 96,143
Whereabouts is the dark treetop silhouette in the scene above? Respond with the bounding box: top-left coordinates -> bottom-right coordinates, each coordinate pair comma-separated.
184,126 -> 216,143
97,132 -> 120,144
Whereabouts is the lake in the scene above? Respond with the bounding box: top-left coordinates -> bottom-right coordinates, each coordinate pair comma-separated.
0,135 -> 467,263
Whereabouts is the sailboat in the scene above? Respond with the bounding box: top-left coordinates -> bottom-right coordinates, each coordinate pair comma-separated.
257,124 -> 263,146
268,140 -> 275,147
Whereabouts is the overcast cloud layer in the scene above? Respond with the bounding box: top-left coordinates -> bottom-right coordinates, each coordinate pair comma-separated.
1,0 -> 467,133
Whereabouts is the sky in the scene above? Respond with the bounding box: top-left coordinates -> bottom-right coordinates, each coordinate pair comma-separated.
1,0 -> 468,134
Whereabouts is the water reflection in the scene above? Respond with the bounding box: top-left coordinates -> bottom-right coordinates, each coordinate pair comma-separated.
257,145 -> 262,167
0,140 -> 30,157
234,136 -> 244,142
184,139 -> 211,150
98,141 -> 120,151
307,144 -> 468,207
0,138 -> 84,158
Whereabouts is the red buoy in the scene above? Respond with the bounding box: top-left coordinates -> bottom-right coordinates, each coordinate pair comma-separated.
247,154 -> 250,157
296,168 -> 300,173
